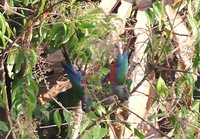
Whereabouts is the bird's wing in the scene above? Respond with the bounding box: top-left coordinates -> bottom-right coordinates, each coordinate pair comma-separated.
109,64 -> 117,82
115,53 -> 129,85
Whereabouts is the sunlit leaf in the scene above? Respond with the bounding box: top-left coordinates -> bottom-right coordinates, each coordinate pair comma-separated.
123,121 -> 131,131
92,125 -> 101,138
0,81 -> 7,106
7,48 -> 19,78
69,0 -> 76,4
0,121 -> 9,133
188,15 -> 200,45
152,1 -> 166,30
134,128 -> 145,139
0,13 -> 6,36
53,110 -> 62,135
29,49 -> 37,67
96,104 -> 106,116
191,101 -> 200,113
62,22 -> 75,44
63,110 -> 71,125
37,0 -> 46,17
145,8 -> 155,27
15,50 -> 25,74
84,8 -> 104,15
99,127 -> 108,139
49,23 -> 63,41
156,76 -> 168,98
80,120 -> 91,133
88,112 -> 98,120
81,132 -> 92,139
24,0 -> 29,6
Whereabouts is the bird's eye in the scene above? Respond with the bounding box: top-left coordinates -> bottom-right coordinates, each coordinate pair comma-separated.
80,70 -> 86,76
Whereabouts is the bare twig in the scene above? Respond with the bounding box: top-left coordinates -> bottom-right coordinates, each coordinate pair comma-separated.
70,102 -> 83,139
37,122 -> 68,129
0,64 -> 16,139
5,128 -> 13,139
77,71 -> 151,138
120,104 -> 171,139
154,65 -> 198,75
51,97 -> 71,115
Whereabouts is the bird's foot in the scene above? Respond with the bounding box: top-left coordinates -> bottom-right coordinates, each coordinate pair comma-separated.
81,95 -> 93,113
118,85 -> 130,102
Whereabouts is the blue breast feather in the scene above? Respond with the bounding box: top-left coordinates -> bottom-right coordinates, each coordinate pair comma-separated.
115,52 -> 128,85
64,64 -> 83,86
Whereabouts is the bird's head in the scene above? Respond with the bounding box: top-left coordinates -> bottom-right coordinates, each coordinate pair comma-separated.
77,70 -> 87,87
77,71 -> 84,80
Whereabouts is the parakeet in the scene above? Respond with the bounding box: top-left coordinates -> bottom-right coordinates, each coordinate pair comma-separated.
60,46 -> 92,112
109,51 -> 129,102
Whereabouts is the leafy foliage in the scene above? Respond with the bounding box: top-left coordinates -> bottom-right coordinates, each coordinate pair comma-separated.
0,0 -> 200,139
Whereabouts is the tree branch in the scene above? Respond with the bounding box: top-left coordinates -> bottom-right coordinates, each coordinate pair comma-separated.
77,71 -> 151,138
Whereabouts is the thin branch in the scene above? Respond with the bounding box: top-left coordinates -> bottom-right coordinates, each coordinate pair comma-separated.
120,104 -> 171,139
70,102 -> 83,139
77,102 -> 119,139
37,122 -> 68,129
0,57 -> 16,139
77,71 -> 151,138
154,65 -> 198,75
5,128 -> 13,139
51,97 -> 72,116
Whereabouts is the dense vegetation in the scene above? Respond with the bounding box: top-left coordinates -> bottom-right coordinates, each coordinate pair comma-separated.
0,0 -> 200,138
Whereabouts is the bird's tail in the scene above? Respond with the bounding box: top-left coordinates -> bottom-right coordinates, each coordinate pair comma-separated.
62,46 -> 71,67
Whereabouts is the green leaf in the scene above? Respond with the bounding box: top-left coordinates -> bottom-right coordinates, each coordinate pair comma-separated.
37,0 -> 46,17
92,125 -> 101,138
188,15 -> 200,45
63,110 -> 71,125
39,20 -> 48,39
15,50 -> 25,74
49,23 -> 63,41
77,22 -> 95,29
29,78 -> 39,96
11,99 -> 23,116
62,22 -> 75,44
0,35 -> 6,48
96,104 -> 106,116
81,132 -> 92,139
165,44 -> 172,54
191,101 -> 200,113
101,67 -> 109,75
84,8 -> 104,15
80,120 -> 91,133
0,81 -> 7,106
134,128 -> 145,139
156,76 -> 168,98
123,121 -> 131,131
187,0 -> 193,17
26,100 -> 35,117
69,0 -> 76,4
98,127 -> 108,139
148,112 -> 166,121
53,110 -> 62,135
29,49 -> 37,67
0,13 -> 6,36
152,1 -> 166,31
145,8 -> 155,27
88,111 -> 98,120
194,0 -> 200,15
24,0 -> 29,6
7,48 -> 19,78
0,121 -> 9,133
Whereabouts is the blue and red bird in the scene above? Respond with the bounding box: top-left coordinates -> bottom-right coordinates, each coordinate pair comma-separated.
109,50 -> 129,102
61,46 -> 92,112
